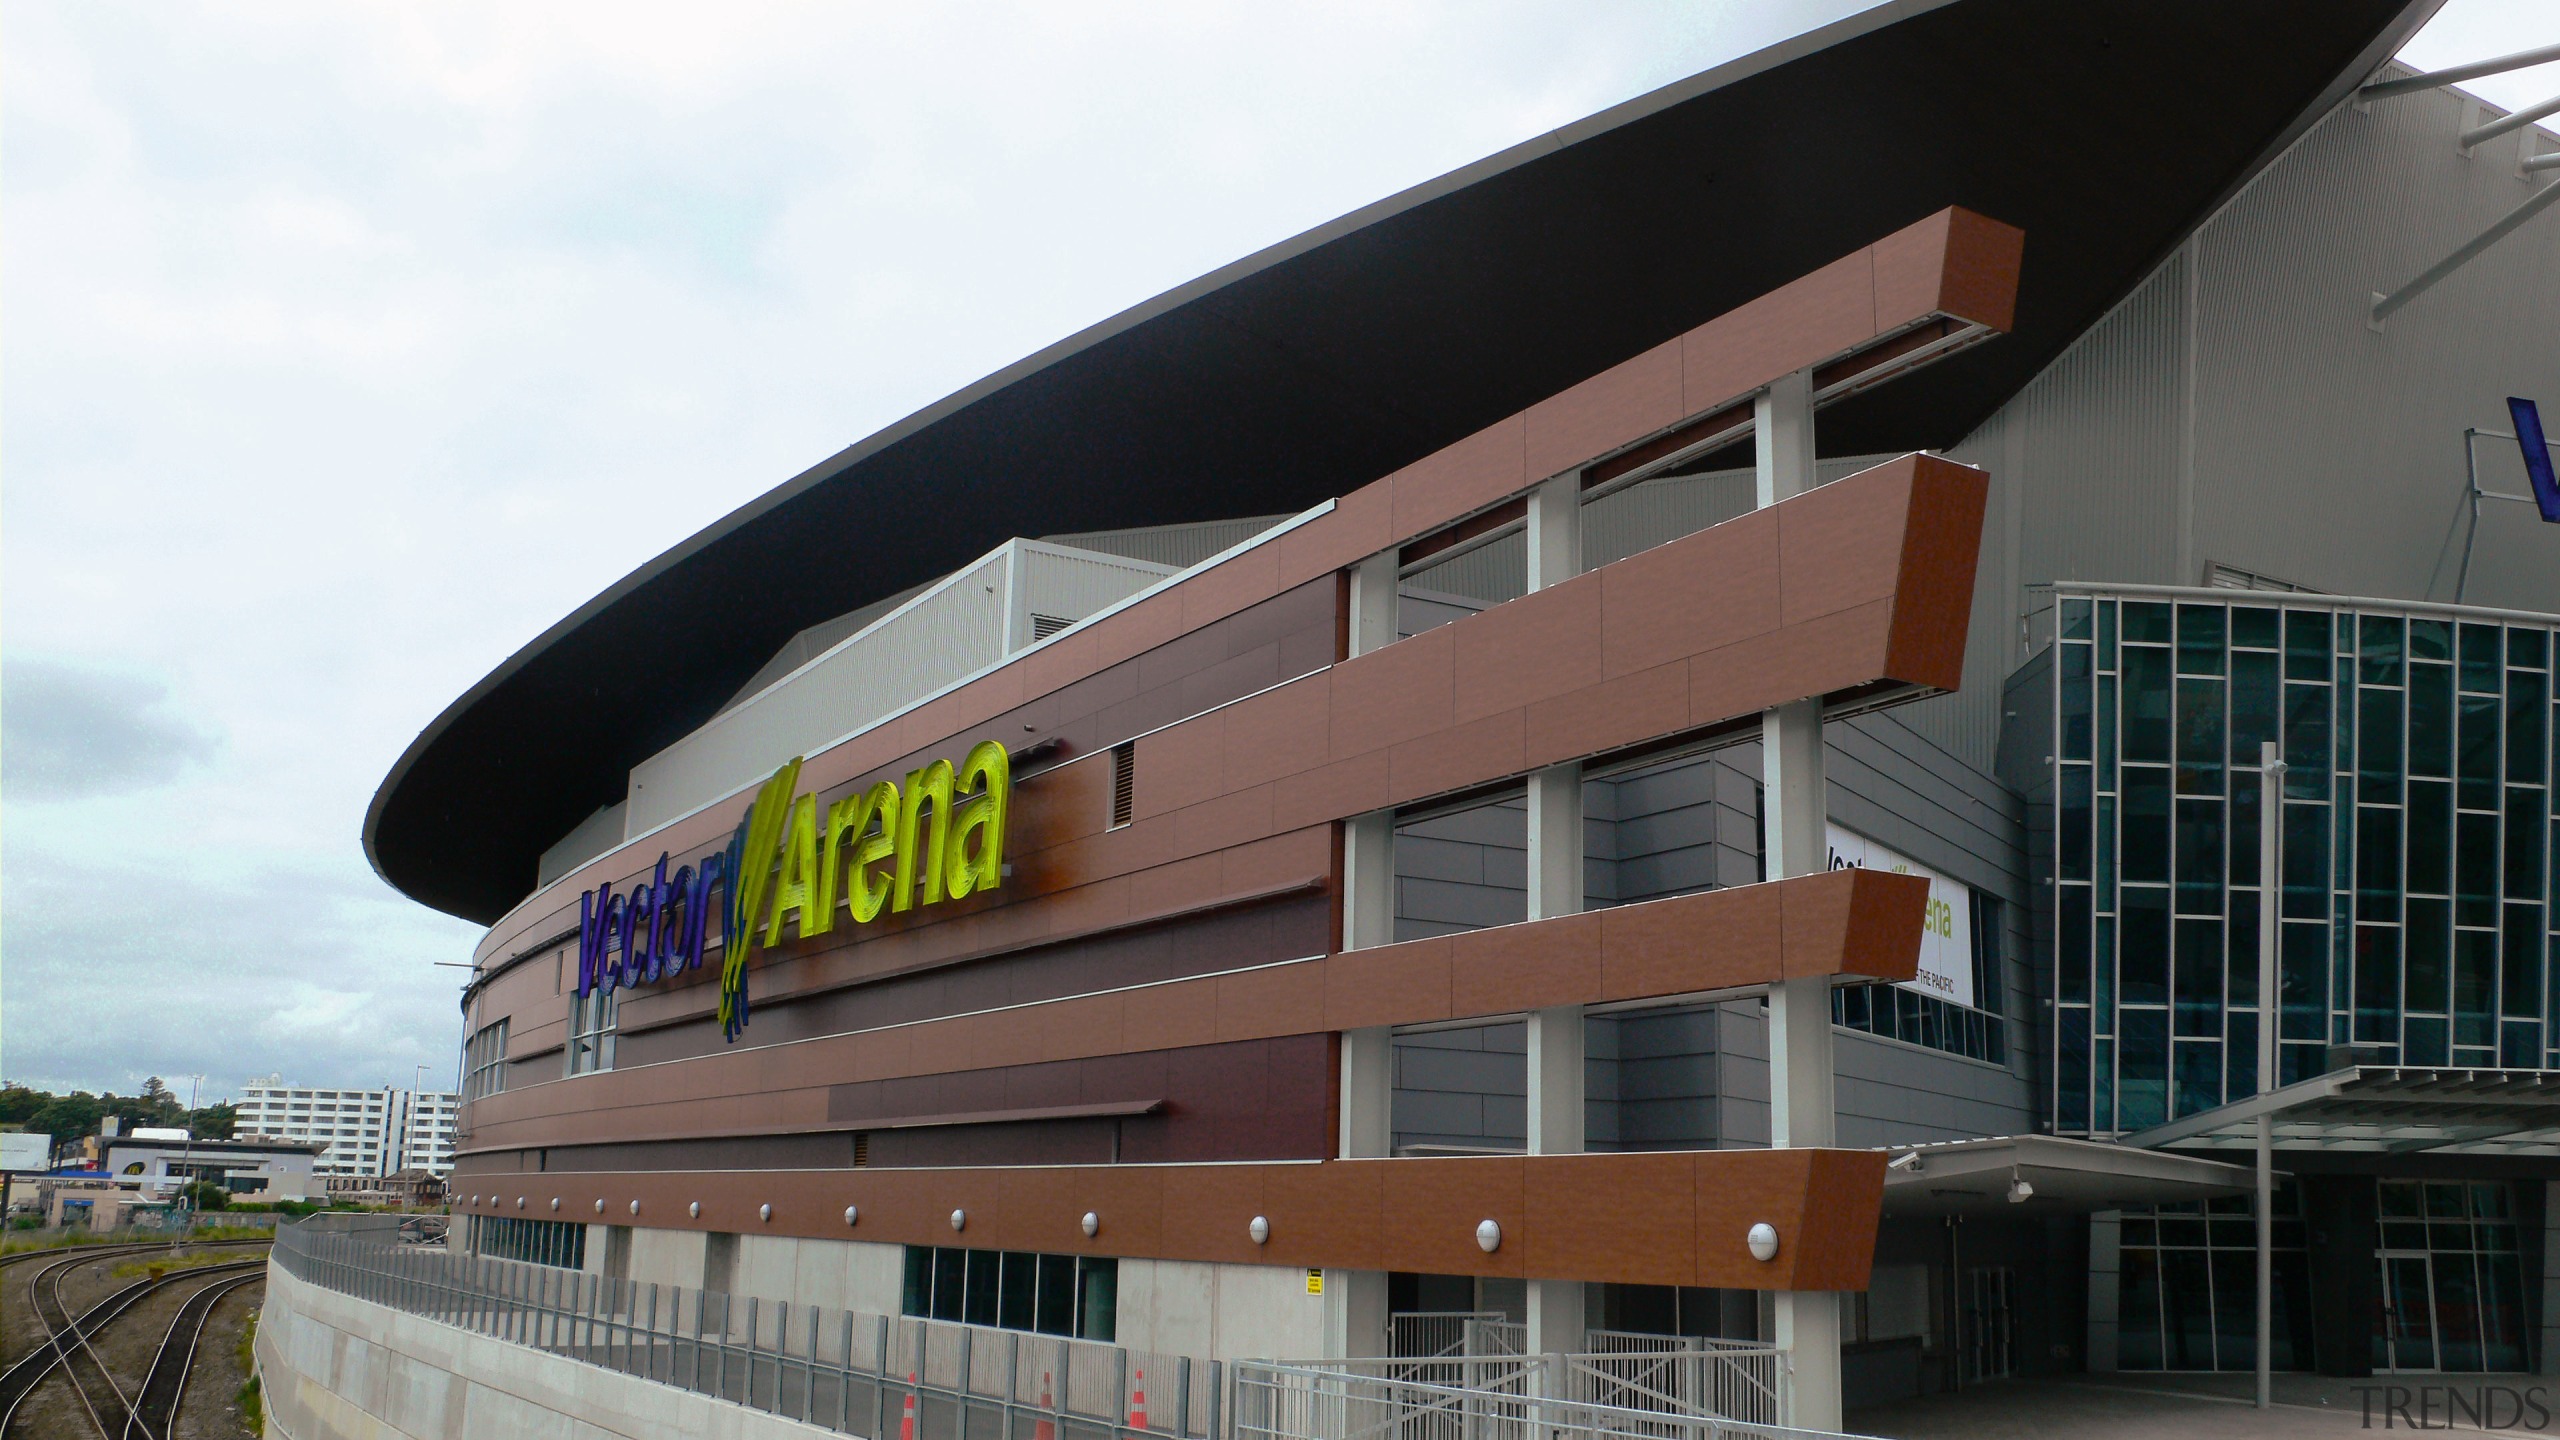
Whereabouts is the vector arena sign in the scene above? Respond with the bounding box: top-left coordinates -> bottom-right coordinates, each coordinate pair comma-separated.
575,741 -> 1012,1043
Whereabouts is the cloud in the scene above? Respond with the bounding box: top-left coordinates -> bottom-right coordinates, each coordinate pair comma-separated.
0,0 -> 2539,1098
2,657 -> 220,801
0,843 -> 473,1097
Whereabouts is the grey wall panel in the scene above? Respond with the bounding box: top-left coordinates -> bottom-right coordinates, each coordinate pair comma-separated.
1711,1003 -> 1770,1150
1392,1022 -> 1526,1154
1607,1006 -> 1722,1152
1831,713 -> 2027,901
1393,797 -> 1528,941
1835,1029 -> 2037,1147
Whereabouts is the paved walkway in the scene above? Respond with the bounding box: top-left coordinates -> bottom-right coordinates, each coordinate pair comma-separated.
1849,1372 -> 2560,1439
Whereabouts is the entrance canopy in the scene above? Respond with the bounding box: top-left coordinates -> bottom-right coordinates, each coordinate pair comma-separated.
1878,1134 -> 2253,1216
2121,1066 -> 2560,1157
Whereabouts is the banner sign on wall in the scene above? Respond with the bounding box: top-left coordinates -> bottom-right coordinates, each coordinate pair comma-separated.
1825,825 -> 1973,1008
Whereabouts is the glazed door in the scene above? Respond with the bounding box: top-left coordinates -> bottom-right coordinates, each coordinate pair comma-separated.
2376,1254 -> 2439,1372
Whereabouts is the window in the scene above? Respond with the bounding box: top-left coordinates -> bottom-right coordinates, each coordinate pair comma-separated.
2053,591 -> 2560,1136
475,1215 -> 586,1269
902,1247 -> 1115,1340
1836,983 -> 2006,1066
2115,1187 -> 2309,1372
566,983 -> 617,1076
463,1019 -> 510,1102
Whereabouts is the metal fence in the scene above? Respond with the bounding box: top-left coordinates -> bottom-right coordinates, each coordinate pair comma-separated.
1231,1361 -> 1867,1440
272,1222 -> 1218,1440
1383,1314 -> 1525,1360
1578,1334 -> 1781,1430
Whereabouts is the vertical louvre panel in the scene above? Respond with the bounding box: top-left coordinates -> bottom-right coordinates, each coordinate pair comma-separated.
1111,742 -> 1135,829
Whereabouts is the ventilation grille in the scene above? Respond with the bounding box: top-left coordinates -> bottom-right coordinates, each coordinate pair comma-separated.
852,1132 -> 870,1168
1030,612 -> 1073,641
1110,742 -> 1136,829
2204,562 -> 2319,593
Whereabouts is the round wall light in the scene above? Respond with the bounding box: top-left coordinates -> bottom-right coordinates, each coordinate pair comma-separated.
1747,1223 -> 1780,1263
950,1209 -> 967,1233
594,1198 -> 606,1214
689,1201 -> 701,1219
515,1197 -> 525,1210
1081,1211 -> 1100,1238
629,1200 -> 641,1216
1248,1215 -> 1270,1245
549,1197 -> 560,1212
845,1205 -> 860,1227
1475,1219 -> 1502,1254
759,1203 -> 773,1222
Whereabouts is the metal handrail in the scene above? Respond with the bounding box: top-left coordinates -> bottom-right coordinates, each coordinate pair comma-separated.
1233,1359 -> 1874,1440
268,1221 -> 1218,1439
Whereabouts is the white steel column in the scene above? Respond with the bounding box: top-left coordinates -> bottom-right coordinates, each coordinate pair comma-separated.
1330,549 -> 1402,1357
1757,367 -> 1842,1430
1524,472 -> 1588,1353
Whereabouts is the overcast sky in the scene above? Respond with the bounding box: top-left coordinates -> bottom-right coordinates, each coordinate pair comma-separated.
4,3 -> 2551,1102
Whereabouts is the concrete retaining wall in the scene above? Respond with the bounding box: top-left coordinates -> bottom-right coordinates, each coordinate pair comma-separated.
256,1261 -> 848,1440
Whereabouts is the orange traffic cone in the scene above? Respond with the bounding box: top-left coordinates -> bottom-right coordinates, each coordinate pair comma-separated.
902,1374 -> 919,1440
1036,1372 -> 1057,1440
1129,1368 -> 1148,1431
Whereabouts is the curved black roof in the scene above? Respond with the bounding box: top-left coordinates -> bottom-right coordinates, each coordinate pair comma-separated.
371,0 -> 2430,923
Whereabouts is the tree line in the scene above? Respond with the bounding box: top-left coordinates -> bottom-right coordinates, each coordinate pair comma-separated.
0,1077 -> 238,1155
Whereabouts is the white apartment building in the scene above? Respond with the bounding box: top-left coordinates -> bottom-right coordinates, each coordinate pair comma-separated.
236,1078 -> 459,1178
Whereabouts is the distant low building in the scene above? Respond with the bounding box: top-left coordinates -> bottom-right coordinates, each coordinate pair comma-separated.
320,1168 -> 445,1209
103,1134 -> 323,1203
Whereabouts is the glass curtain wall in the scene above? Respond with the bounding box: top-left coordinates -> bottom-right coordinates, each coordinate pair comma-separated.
2116,1185 -> 2311,1371
2050,590 -> 2556,1135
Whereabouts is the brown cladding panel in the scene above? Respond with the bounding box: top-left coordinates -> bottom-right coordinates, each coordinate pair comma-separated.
451,1147 -> 1884,1292
1522,339 -> 1685,484
1882,455 -> 1993,692
1520,1151 -> 1697,1286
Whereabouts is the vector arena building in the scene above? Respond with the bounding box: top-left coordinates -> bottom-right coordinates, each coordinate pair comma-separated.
269,3 -> 2560,1437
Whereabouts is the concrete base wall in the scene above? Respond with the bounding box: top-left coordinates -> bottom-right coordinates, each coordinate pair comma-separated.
1115,1258 -> 1326,1362
734,1234 -> 905,1318
256,1262 -> 848,1440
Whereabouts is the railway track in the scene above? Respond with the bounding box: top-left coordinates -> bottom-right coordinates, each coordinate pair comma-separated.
0,1241 -> 269,1438
122,1269 -> 264,1440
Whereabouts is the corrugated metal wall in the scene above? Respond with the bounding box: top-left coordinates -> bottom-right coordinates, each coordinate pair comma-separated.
622,542 -> 1169,836
1017,541 -> 1179,645
1899,82 -> 2560,780
2189,84 -> 2560,611
1041,515 -> 1292,569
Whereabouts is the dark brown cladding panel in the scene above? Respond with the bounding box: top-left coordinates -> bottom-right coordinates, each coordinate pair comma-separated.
458,869 -> 1920,1157
616,891 -> 1330,1069
826,1033 -> 1333,1165
449,1147 -> 1888,1292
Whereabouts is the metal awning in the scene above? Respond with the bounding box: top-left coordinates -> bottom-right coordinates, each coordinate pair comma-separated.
2120,1066 -> 2560,1157
1877,1134 -> 2254,1216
